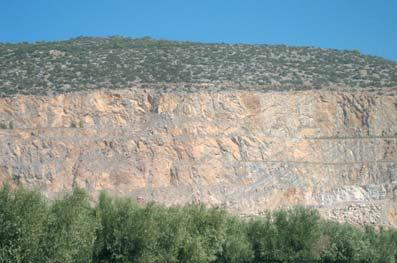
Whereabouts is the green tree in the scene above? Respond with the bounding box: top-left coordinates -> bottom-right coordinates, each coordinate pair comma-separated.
43,188 -> 97,263
0,185 -> 48,263
215,216 -> 253,263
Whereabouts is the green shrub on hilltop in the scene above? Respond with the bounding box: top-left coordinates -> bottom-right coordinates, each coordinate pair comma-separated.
0,185 -> 397,263
1,37 -> 397,96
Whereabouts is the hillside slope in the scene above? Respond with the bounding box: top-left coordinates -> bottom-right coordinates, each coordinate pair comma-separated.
1,37 -> 397,96
0,37 -> 396,226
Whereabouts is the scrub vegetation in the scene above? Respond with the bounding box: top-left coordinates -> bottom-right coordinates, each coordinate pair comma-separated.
1,36 -> 397,96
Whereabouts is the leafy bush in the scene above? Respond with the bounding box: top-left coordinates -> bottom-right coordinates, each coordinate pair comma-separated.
0,185 -> 48,262
0,185 -> 396,262
43,189 -> 97,263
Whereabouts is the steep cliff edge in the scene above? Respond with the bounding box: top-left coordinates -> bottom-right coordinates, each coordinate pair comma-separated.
1,87 -> 396,226
1,37 -> 397,226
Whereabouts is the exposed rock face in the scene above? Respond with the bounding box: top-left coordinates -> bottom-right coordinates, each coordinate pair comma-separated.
0,87 -> 396,226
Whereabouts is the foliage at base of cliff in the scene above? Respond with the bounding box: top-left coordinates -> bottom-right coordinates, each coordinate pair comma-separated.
0,185 -> 396,263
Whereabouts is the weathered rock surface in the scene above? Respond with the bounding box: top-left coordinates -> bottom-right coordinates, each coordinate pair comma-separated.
0,87 -> 396,226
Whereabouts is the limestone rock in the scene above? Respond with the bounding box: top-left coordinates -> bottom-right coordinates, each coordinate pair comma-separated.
0,87 -> 396,226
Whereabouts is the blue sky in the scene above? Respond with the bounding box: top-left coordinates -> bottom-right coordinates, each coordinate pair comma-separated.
1,0 -> 396,61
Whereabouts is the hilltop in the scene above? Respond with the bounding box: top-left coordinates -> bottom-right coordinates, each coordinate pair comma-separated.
0,36 -> 396,96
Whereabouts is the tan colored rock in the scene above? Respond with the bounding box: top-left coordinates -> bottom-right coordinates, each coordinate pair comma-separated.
0,87 -> 396,226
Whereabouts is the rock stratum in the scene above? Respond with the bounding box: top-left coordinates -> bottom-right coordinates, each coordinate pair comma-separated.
1,87 -> 397,227
0,37 -> 397,227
